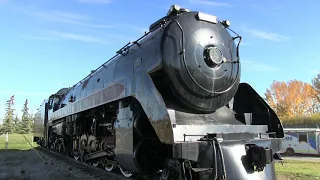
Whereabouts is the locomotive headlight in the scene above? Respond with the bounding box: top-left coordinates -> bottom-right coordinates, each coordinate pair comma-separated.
204,46 -> 223,68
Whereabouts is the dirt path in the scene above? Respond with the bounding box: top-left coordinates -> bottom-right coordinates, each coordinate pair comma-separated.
0,149 -> 100,180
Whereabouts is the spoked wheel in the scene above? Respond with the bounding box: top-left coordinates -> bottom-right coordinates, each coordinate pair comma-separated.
73,150 -> 83,161
119,166 -> 134,178
104,163 -> 115,172
74,154 -> 80,161
92,161 -> 99,167
58,143 -> 65,154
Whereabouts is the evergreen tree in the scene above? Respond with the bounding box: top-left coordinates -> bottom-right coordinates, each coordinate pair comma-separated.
0,123 -> 3,134
13,115 -> 20,133
312,73 -> 320,112
20,99 -> 32,134
29,113 -> 35,133
2,96 -> 15,133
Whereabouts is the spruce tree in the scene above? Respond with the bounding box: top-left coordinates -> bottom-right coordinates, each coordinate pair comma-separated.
13,115 -> 20,133
2,95 -> 15,134
20,99 -> 32,134
30,112 -> 35,133
312,73 -> 320,112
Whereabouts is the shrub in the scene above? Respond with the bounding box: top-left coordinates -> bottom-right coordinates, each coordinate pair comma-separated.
280,113 -> 320,125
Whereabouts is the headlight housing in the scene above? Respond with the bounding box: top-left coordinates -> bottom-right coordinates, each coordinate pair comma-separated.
204,46 -> 223,68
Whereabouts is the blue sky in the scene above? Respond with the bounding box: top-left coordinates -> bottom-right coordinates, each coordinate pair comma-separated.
0,0 -> 319,121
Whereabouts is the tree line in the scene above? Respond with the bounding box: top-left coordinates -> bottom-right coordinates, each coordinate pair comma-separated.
265,73 -> 320,124
0,95 -> 34,134
1,73 -> 319,133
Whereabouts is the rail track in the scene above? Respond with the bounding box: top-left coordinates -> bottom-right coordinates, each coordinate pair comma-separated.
35,147 -> 160,180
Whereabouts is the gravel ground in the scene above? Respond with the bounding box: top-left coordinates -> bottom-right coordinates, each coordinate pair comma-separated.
0,149 -> 100,180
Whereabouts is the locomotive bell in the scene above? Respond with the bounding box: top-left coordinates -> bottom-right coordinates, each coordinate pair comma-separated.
167,4 -> 190,16
167,4 -> 180,16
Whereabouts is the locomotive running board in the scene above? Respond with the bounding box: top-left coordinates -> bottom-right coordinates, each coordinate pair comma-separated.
171,124 -> 269,142
83,150 -> 108,161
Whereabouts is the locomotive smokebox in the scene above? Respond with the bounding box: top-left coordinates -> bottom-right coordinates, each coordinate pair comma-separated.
161,11 -> 241,112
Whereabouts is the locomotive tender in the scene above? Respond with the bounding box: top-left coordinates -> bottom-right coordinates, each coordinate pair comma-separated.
34,5 -> 284,180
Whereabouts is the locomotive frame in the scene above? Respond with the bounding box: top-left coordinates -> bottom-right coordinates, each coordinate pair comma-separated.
34,5 -> 284,180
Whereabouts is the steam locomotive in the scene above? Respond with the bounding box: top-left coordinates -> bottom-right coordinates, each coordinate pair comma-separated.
34,5 -> 284,180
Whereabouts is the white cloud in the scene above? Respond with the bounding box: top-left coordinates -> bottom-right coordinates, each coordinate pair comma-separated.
310,69 -> 320,75
67,21 -> 116,28
189,0 -> 231,7
20,35 -> 58,41
31,11 -> 115,29
46,31 -> 109,44
241,60 -> 280,72
243,26 -> 290,42
32,11 -> 87,21
77,0 -> 112,4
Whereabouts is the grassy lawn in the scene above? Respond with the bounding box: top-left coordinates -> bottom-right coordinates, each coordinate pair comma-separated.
276,159 -> 320,180
0,133 -> 38,150
1,133 -> 319,180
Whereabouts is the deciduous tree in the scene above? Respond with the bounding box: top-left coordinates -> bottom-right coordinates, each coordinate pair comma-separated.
265,81 -> 290,117
265,80 -> 317,117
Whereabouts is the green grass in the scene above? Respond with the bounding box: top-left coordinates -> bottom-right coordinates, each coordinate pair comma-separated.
276,160 -> 320,180
1,134 -> 319,179
0,133 -> 38,150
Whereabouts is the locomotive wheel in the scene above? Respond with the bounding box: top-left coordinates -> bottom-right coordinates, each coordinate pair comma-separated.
58,140 -> 65,154
80,134 -> 88,147
88,135 -> 97,152
79,149 -> 86,162
92,161 -> 99,167
50,144 -> 54,151
104,164 -> 114,172
119,166 -> 134,178
58,144 -> 63,153
74,155 -> 80,161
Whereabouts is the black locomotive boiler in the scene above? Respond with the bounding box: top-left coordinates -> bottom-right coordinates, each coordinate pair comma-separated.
34,5 -> 284,180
